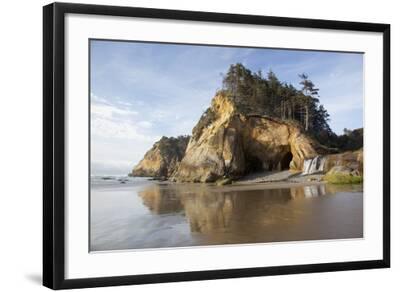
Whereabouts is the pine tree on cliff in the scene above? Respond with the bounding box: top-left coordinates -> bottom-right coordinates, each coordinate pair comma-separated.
222,63 -> 253,105
266,70 -> 281,117
251,70 -> 268,111
298,73 -> 319,132
221,63 -> 332,142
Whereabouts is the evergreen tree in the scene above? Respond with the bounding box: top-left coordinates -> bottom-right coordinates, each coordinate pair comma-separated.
298,73 -> 319,131
222,63 -> 253,104
220,64 -> 334,145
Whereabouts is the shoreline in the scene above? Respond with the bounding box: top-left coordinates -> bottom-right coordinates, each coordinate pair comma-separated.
152,176 -> 361,193
98,171 -> 363,192
155,170 -> 329,190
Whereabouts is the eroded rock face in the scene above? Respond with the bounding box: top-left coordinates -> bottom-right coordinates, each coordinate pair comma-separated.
172,94 -> 325,182
324,149 -> 363,174
132,136 -> 190,178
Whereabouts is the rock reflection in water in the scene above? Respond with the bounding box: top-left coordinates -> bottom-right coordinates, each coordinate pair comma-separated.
90,180 -> 363,251
137,183 -> 362,246
140,186 -> 292,233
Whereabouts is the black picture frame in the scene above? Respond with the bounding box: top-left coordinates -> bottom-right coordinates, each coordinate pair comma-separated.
43,2 -> 390,290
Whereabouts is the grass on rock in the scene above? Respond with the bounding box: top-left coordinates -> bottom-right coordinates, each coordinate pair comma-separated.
323,173 -> 363,184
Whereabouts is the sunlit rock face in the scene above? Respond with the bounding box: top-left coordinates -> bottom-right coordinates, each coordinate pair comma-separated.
132,136 -> 190,178
172,94 -> 326,182
324,149 -> 363,174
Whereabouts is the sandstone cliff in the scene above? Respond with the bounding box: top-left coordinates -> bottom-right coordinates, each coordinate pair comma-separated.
322,149 -> 363,183
324,148 -> 363,174
131,92 -> 359,183
131,135 -> 190,178
171,93 -> 329,182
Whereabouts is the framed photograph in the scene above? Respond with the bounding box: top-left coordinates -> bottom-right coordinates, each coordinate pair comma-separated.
43,2 -> 390,289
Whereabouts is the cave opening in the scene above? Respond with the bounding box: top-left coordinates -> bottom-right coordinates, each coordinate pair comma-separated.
246,155 -> 266,173
245,150 -> 294,174
280,152 -> 293,170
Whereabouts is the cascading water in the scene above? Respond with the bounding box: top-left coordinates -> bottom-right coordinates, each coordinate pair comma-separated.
302,155 -> 326,175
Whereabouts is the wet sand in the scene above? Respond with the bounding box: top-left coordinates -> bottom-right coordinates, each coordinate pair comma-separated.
90,177 -> 363,251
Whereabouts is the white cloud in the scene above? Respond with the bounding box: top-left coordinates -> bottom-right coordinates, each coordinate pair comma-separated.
90,93 -> 111,104
91,103 -> 138,119
91,116 -> 155,141
91,135 -> 158,176
90,95 -> 157,142
116,100 -> 133,107
91,160 -> 134,176
150,109 -> 169,120
136,121 -> 153,129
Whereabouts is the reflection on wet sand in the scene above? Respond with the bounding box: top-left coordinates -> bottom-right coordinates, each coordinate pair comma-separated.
137,183 -> 362,245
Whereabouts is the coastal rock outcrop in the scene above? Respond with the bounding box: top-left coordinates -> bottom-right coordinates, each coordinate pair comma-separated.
299,148 -> 363,183
132,93 -> 361,183
130,62 -> 363,184
321,149 -> 363,183
171,93 -> 329,182
131,135 -> 190,178
324,148 -> 363,174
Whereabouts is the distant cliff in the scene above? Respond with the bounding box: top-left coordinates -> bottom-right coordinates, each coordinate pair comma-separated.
131,135 -> 190,178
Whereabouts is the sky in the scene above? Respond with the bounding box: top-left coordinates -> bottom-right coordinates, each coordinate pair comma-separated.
90,40 -> 364,176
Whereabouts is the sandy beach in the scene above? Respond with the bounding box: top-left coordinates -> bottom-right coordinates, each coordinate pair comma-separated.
90,176 -> 363,251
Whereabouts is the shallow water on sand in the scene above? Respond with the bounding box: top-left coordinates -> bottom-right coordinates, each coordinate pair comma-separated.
90,177 -> 363,251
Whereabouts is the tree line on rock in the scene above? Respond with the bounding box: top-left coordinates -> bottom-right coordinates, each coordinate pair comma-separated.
131,64 -> 363,180
319,128 -> 363,151
221,63 -> 330,134
216,63 -> 361,151
157,135 -> 190,158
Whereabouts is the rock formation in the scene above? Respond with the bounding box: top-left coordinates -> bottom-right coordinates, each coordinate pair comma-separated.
131,135 -> 190,178
131,92 -> 362,183
321,149 -> 363,183
171,93 -> 330,182
300,149 -> 363,183
324,148 -> 363,174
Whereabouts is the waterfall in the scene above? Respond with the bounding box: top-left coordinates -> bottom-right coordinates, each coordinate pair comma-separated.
317,156 -> 326,172
303,159 -> 312,174
302,155 -> 326,175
